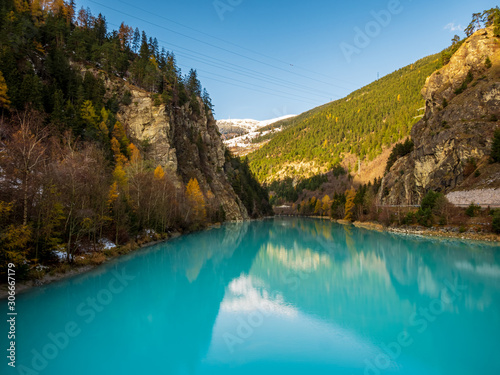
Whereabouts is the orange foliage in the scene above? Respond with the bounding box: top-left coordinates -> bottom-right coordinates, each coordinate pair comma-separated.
154,165 -> 165,180
344,188 -> 356,221
186,178 -> 206,222
129,143 -> 141,165
0,71 -> 11,109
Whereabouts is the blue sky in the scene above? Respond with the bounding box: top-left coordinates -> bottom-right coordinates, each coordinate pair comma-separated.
76,0 -> 498,120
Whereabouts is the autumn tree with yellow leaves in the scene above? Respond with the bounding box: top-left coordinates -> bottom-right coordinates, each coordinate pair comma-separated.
344,188 -> 357,222
0,71 -> 11,109
0,201 -> 31,276
185,178 -> 206,226
321,195 -> 332,216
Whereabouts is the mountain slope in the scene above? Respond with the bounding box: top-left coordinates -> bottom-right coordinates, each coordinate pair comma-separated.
381,27 -> 500,205
249,54 -> 443,182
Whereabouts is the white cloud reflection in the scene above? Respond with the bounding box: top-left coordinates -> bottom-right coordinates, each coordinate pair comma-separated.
220,275 -> 298,317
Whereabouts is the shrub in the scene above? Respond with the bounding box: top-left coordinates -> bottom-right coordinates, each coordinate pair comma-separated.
121,90 -> 132,106
491,129 -> 500,163
454,70 -> 474,95
404,211 -> 416,225
485,56 -> 492,69
386,139 -> 414,172
416,208 -> 433,227
75,252 -> 106,266
421,190 -> 443,211
433,194 -> 452,224
493,211 -> 500,234
331,163 -> 347,177
415,190 -> 450,227
465,203 -> 480,217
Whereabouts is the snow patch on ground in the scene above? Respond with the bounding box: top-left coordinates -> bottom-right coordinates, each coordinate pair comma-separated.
99,238 -> 117,250
33,264 -> 50,271
53,250 -> 72,262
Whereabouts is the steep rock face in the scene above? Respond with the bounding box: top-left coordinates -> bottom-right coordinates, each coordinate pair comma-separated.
380,27 -> 500,205
117,88 -> 249,221
422,28 -> 496,115
119,89 -> 178,173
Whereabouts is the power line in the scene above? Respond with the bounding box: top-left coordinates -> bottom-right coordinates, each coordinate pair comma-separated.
88,0 -> 351,92
183,69 -> 319,106
106,21 -> 340,100
173,50 -> 331,100
105,20 -> 324,105
104,22 -> 324,106
117,0 -> 359,88
157,40 -> 339,98
186,67 -> 320,105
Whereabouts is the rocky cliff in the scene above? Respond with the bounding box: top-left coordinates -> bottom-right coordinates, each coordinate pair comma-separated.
116,86 -> 249,221
380,27 -> 500,205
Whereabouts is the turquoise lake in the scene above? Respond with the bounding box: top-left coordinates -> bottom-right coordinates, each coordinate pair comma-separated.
3,218 -> 500,375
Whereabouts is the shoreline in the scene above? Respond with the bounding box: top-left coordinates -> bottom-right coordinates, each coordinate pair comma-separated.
0,232 -> 182,300
352,220 -> 500,243
342,219 -> 499,244
276,214 -> 500,244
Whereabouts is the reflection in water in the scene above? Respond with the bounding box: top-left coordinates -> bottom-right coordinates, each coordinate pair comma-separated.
6,218 -> 500,375
221,275 -> 296,317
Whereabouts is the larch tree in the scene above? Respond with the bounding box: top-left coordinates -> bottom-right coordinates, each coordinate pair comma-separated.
0,201 -> 31,272
344,188 -> 356,222
321,195 -> 332,216
118,22 -> 133,50
0,71 -> 11,109
186,178 -> 206,224
314,199 -> 322,215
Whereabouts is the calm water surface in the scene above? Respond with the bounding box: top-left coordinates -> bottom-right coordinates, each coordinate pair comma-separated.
4,218 -> 500,375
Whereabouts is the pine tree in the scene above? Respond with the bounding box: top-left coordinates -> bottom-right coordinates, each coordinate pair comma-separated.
139,31 -> 149,60
132,28 -> 140,54
202,88 -> 214,113
152,38 -> 159,57
186,69 -> 201,96
491,129 -> 500,163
